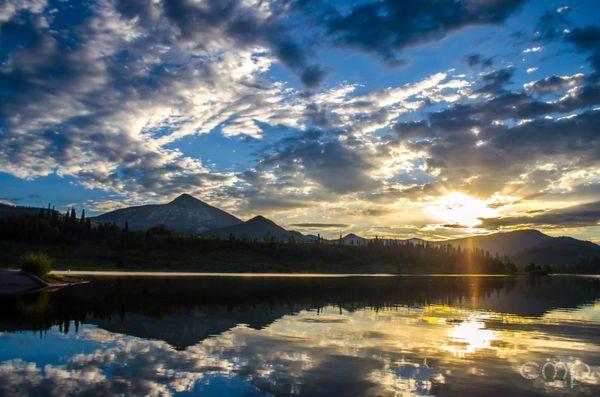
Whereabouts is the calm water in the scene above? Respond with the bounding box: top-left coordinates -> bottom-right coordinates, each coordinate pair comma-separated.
1,275 -> 600,396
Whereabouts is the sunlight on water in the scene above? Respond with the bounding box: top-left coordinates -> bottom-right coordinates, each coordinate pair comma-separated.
444,317 -> 495,356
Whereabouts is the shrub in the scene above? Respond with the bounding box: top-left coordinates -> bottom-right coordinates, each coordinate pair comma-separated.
19,252 -> 53,277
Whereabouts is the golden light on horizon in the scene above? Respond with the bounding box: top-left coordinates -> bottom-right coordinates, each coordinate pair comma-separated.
425,192 -> 498,228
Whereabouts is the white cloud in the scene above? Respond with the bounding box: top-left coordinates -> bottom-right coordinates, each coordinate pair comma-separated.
523,46 -> 543,53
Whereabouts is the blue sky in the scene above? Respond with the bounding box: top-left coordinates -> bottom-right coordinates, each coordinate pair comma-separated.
1,0 -> 599,240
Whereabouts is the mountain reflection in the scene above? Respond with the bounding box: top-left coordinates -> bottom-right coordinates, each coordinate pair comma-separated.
2,276 -> 600,349
1,276 -> 600,396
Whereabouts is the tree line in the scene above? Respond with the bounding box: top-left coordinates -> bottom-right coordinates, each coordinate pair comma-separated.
0,207 -> 529,274
10,205 -> 599,274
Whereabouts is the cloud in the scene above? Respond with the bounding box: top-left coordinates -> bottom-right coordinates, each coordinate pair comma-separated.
477,68 -> 514,95
289,223 -> 350,229
0,0 -> 47,23
523,46 -> 542,53
230,71 -> 469,213
523,73 -> 584,93
253,130 -> 381,195
0,198 -> 16,206
390,79 -> 600,202
0,0 -> 598,239
307,0 -> 527,65
567,26 -> 600,71
465,54 -> 493,68
0,0 -> 317,203
1,0 -> 474,209
161,0 -> 325,88
534,8 -> 570,42
479,201 -> 600,229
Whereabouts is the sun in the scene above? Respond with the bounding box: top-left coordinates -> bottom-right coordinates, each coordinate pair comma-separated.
425,192 -> 498,228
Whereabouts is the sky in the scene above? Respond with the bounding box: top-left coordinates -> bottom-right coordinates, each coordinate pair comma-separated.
0,0 -> 599,241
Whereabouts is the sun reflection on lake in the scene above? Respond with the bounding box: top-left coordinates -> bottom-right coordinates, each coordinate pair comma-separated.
444,318 -> 496,356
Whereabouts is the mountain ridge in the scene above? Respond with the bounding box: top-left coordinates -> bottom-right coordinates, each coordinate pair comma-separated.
3,196 -> 598,267
201,214 -> 307,242
333,229 -> 599,266
92,194 -> 242,235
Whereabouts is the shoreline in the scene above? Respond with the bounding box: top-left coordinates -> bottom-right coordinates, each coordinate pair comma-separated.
51,270 -> 516,277
0,269 -> 88,294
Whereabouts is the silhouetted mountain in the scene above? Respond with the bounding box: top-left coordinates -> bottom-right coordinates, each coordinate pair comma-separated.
340,233 -> 367,245
437,229 -> 552,255
93,193 -> 242,234
434,230 -> 600,266
0,203 -> 57,217
511,236 -> 600,266
321,229 -> 598,267
201,215 -> 306,242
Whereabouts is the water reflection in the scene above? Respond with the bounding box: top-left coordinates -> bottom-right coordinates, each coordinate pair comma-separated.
1,276 -> 600,396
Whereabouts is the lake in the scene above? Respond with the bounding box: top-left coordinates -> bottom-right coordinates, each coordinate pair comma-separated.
1,275 -> 600,396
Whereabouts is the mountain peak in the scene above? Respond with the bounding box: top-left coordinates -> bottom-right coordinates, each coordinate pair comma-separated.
510,229 -> 549,237
246,215 -> 274,225
169,193 -> 204,206
94,193 -> 242,234
344,233 -> 362,238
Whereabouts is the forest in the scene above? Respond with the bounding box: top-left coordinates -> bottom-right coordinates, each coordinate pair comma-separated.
0,208 -> 571,274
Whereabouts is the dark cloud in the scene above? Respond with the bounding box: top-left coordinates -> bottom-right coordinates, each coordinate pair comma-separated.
307,0 -> 527,65
254,130 -> 379,195
479,201 -> 600,229
477,68 -> 514,95
442,224 -> 470,229
567,26 -> 600,71
534,9 -> 570,42
524,74 -> 584,93
465,54 -> 493,68
160,0 -> 325,87
392,93 -> 600,197
424,81 -> 599,134
290,223 -> 350,228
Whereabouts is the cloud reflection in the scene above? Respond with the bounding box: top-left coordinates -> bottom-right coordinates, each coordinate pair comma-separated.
1,302 -> 600,396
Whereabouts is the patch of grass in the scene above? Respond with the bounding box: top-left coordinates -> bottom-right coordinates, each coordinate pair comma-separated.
19,252 -> 53,277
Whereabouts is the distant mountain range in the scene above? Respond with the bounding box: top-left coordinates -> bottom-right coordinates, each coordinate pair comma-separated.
200,215 -> 307,242
431,230 -> 600,266
92,194 -> 242,235
2,194 -> 598,267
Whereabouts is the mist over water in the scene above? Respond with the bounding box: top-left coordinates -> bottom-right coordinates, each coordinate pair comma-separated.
1,275 -> 600,396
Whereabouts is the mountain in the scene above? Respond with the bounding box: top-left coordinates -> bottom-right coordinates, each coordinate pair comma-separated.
0,203 -> 57,218
511,236 -> 600,266
93,194 -> 242,235
321,229 -> 598,267
436,230 -> 552,256
340,233 -> 368,245
201,215 -> 306,242
434,229 -> 600,266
